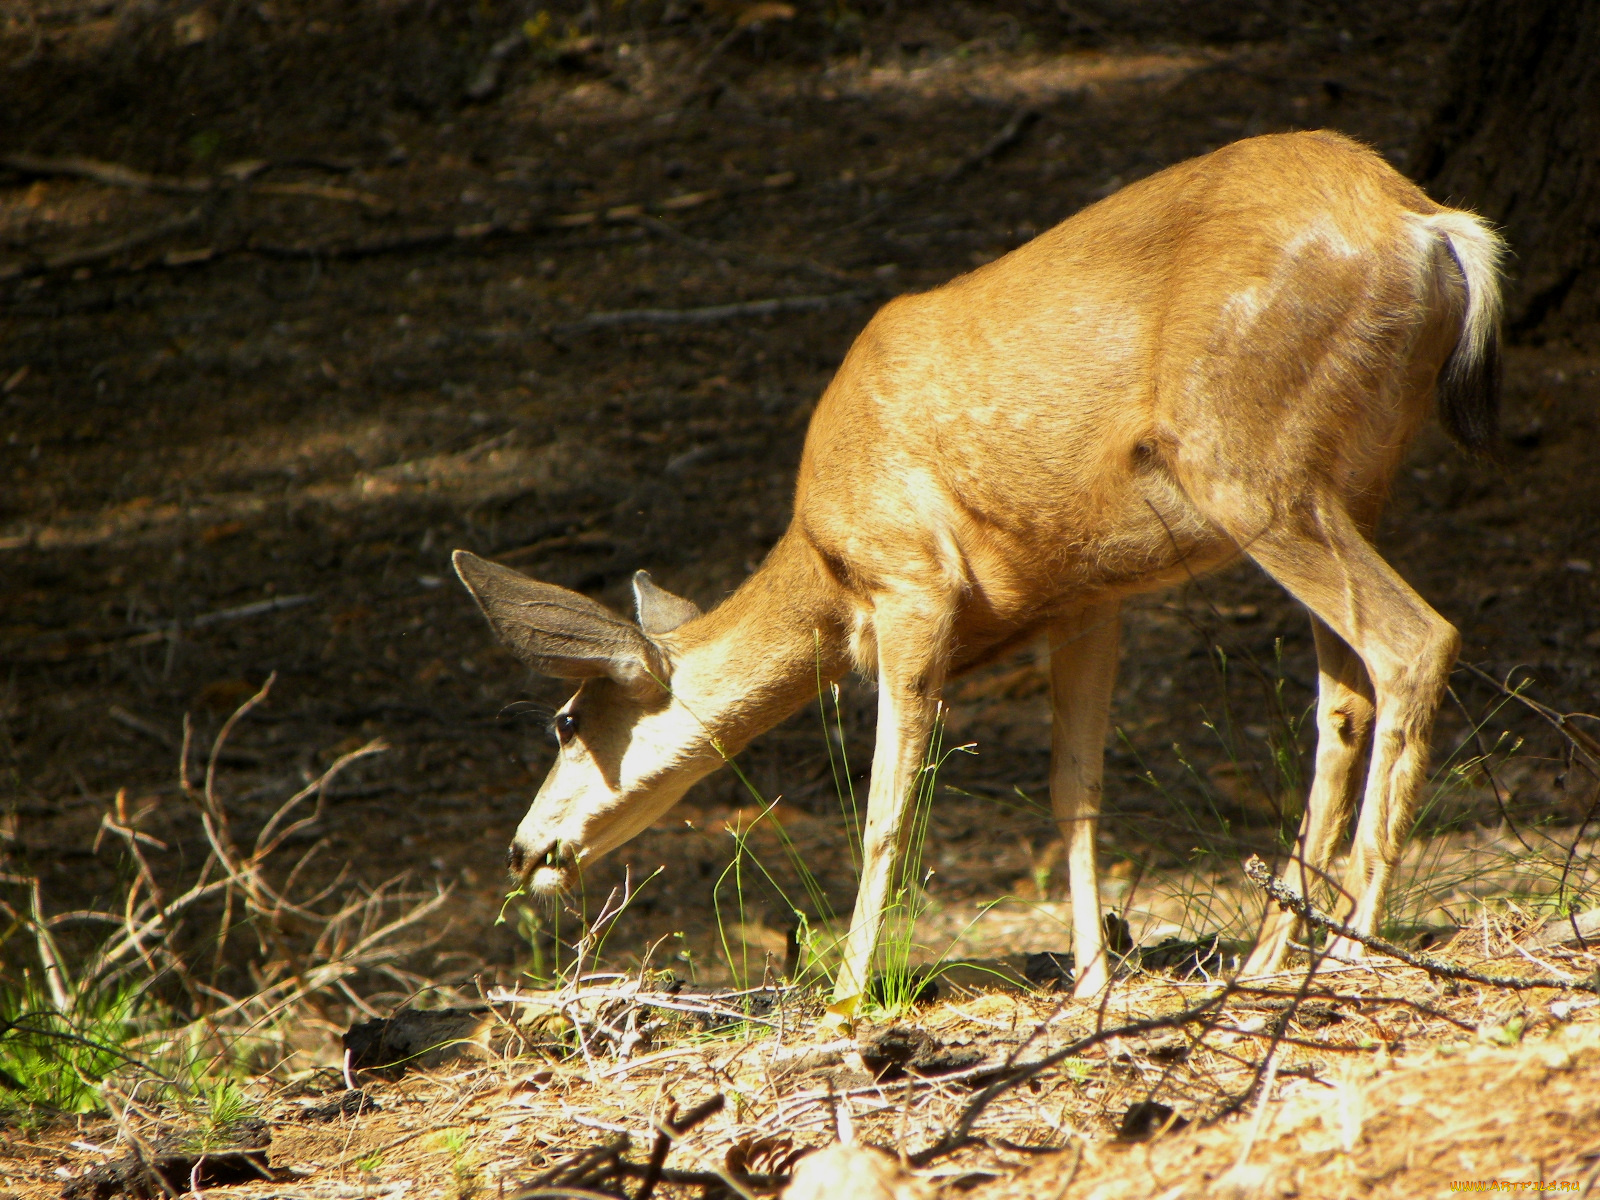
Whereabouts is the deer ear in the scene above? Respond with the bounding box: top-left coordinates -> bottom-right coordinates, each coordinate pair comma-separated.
632,570 -> 702,635
452,551 -> 667,693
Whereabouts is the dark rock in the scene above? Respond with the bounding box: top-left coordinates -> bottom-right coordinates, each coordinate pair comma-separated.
1291,1001 -> 1345,1029
61,1121 -> 273,1200
1140,1035 -> 1191,1063
859,1024 -> 937,1078
1023,951 -> 1075,990
906,1046 -> 984,1076
858,1024 -> 984,1080
1103,912 -> 1135,956
1117,1101 -> 1189,1141
1136,934 -> 1223,977
343,1006 -> 493,1075
866,970 -> 939,1006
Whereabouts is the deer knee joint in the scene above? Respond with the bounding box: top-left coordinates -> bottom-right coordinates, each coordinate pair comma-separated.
1329,697 -> 1375,744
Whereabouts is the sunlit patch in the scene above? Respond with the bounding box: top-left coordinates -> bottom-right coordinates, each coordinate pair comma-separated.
833,50 -> 1215,104
0,429 -> 616,552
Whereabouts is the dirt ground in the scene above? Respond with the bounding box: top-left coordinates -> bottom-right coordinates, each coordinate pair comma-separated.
3,2 -> 1600,1188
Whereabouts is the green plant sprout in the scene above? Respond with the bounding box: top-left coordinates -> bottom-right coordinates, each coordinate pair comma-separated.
0,975 -> 147,1122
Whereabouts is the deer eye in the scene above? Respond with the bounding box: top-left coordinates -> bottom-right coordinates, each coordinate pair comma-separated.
553,712 -> 579,745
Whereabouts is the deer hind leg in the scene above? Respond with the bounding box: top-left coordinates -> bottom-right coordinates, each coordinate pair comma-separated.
1201,497 -> 1458,962
827,591 -> 952,1025
1046,602 -> 1123,996
1244,616 -> 1375,976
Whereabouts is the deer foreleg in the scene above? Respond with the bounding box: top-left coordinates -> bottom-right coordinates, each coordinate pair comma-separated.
827,595 -> 949,1026
1047,603 -> 1122,996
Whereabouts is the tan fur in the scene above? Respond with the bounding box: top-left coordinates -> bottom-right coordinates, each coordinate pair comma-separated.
458,131 -> 1505,1015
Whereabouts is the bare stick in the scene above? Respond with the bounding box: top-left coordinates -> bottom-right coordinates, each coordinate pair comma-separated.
109,707 -> 178,749
31,209 -> 204,275
202,672 -> 276,859
1,155 -> 389,211
26,878 -> 73,1011
938,106 -> 1042,185
180,714 -> 195,795
549,289 -> 878,335
170,593 -> 317,632
1459,661 -> 1600,773
636,1095 -> 726,1200
1,153 -> 215,193
1243,855 -> 1600,994
841,106 -> 1040,231
253,739 -> 387,860
624,212 -> 855,284
912,991 -> 1233,1164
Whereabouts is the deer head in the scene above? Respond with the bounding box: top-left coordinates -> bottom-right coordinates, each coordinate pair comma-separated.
453,550 -> 709,894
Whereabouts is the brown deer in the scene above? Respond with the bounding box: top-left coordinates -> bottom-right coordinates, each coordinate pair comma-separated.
454,130 -> 1504,1021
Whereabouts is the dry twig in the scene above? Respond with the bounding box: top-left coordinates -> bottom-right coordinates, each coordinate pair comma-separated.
548,290 -> 879,335
1459,661 -> 1600,772
0,208 -> 203,280
1243,854 -> 1600,994
2,677 -> 448,1067
840,105 -> 1040,231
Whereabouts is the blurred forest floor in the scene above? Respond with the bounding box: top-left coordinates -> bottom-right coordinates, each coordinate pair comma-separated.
2,0 -> 1598,1017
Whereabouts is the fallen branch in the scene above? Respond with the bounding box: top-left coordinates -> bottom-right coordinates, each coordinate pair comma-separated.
10,593 -> 317,662
108,706 -> 180,750
938,106 -> 1041,185
1,153 -> 218,193
623,211 -> 856,284
912,991 -> 1234,1165
1227,985 -> 1477,1030
1243,854 -> 1600,994
166,592 -> 318,632
511,1133 -> 631,1199
549,289 -> 879,335
0,208 -> 204,279
635,1094 -> 726,1200
251,180 -> 392,212
842,105 -> 1040,231
2,154 -> 388,211
3,172 -> 799,282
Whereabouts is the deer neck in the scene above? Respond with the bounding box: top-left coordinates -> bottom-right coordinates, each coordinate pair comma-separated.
663,531 -> 851,757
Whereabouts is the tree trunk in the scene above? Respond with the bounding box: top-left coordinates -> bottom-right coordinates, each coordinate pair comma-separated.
1415,0 -> 1600,342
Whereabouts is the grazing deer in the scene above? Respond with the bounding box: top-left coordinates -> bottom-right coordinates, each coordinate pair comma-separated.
454,131 -> 1504,1020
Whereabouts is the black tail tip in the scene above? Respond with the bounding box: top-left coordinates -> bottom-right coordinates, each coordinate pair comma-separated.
1437,329 -> 1501,457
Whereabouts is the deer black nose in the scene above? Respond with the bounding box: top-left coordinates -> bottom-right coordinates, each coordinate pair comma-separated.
507,843 -> 527,878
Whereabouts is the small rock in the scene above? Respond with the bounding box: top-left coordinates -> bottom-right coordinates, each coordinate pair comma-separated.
858,1024 -> 936,1079
1104,912 -> 1134,956
62,1121 -> 272,1200
1023,951 -> 1075,990
857,1024 -> 983,1080
343,1006 -> 493,1075
1137,933 -> 1223,977
783,1144 -> 930,1200
866,970 -> 939,1006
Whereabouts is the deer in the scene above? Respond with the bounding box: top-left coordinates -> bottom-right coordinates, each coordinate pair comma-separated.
453,130 -> 1505,1025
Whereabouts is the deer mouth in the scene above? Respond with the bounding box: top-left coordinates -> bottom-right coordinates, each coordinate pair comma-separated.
509,839 -> 577,893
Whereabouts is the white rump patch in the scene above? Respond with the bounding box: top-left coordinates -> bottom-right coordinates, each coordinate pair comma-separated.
1408,209 -> 1507,369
